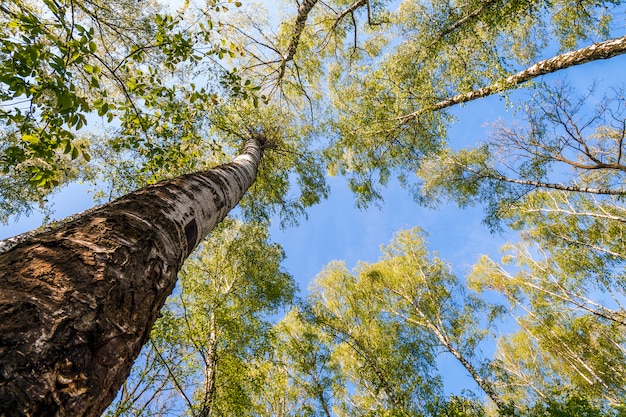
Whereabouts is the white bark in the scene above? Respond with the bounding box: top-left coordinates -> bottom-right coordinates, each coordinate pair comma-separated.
399,35 -> 626,123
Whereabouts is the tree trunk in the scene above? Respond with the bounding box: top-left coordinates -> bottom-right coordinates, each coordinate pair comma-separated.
399,35 -> 626,123
277,0 -> 319,82
0,136 -> 265,417
198,309 -> 218,417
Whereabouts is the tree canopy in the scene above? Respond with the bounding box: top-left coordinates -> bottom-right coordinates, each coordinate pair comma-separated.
2,0 -> 626,415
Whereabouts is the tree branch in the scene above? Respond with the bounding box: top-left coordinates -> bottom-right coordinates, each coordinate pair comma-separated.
277,0 -> 320,83
429,0 -> 501,46
463,163 -> 626,195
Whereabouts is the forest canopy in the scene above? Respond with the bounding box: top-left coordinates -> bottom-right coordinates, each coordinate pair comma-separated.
1,0 -> 626,415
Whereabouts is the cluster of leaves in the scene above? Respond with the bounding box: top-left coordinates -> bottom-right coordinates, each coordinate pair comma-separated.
0,0 -> 269,220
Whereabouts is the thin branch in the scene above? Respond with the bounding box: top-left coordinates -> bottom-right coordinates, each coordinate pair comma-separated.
88,51 -> 150,135
150,340 -> 195,412
474,168 -> 626,195
317,0 -> 375,53
438,0 -> 500,40
521,279 -> 626,326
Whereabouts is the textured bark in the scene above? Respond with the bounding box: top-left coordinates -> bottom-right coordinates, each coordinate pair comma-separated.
0,137 -> 265,417
277,0 -> 319,82
198,309 -> 218,417
400,35 -> 626,123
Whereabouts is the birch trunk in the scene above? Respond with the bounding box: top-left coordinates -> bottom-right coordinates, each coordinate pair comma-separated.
198,309 -> 218,417
399,35 -> 626,123
277,0 -> 318,82
0,136 -> 265,417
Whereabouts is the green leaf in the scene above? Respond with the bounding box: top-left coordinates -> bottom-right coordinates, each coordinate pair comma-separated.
98,102 -> 109,116
22,134 -> 39,144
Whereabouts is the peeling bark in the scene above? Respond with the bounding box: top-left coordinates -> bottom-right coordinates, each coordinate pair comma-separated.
0,136 -> 265,417
399,35 -> 626,123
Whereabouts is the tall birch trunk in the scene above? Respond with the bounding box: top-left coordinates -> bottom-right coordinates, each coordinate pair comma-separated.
0,136 -> 265,417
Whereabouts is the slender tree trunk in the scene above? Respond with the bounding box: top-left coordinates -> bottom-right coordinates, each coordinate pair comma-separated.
198,309 -> 218,417
0,136 -> 265,417
399,302 -> 508,411
277,0 -> 319,82
312,374 -> 332,417
399,35 -> 626,123
433,330 -> 507,411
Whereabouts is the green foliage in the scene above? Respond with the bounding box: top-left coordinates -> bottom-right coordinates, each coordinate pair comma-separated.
0,1 -> 99,201
105,219 -> 296,416
0,0 -> 251,220
429,395 -> 486,417
322,0 -> 624,206
251,309 -> 342,417
525,390 -> 625,417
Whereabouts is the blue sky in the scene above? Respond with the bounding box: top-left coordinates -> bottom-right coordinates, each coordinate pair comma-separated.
271,94 -> 514,292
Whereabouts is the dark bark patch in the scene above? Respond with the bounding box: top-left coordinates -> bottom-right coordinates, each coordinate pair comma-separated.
184,219 -> 198,256
197,170 -> 229,211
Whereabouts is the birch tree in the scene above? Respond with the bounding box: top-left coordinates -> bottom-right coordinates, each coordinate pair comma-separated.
300,228 -> 506,416
0,135 -> 270,416
254,309 -> 341,417
295,223 -> 626,414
